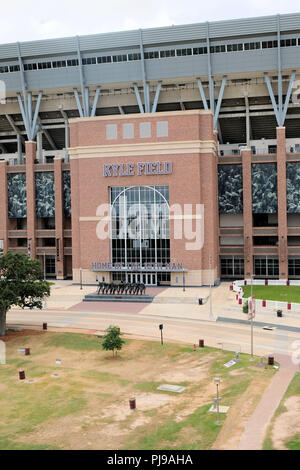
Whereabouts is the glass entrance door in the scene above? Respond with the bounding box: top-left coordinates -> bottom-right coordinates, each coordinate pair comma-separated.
127,272 -> 157,286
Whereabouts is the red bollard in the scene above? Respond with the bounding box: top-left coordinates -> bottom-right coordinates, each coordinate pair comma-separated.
193,344 -> 197,352
265,279 -> 268,285
25,348 -> 30,356
199,339 -> 204,348
19,370 -> 25,380
287,303 -> 291,310
287,280 -> 290,286
129,398 -> 136,410
238,298 -> 242,305
244,280 -> 247,286
229,285 -> 233,291
43,323 -> 47,331
268,356 -> 274,366
262,300 -> 266,307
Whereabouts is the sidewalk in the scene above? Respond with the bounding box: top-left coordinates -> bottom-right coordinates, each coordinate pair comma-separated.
238,354 -> 299,450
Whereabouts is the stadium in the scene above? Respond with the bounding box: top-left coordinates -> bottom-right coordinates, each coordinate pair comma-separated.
0,12 -> 300,285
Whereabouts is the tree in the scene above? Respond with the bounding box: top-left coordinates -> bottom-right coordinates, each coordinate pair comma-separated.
0,252 -> 51,337
101,325 -> 125,357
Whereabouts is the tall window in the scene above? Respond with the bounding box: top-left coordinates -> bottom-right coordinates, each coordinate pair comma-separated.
110,186 -> 170,267
254,257 -> 279,276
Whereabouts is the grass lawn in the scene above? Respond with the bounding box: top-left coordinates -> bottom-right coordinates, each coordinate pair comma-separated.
0,330 -> 277,450
263,372 -> 300,450
243,285 -> 300,303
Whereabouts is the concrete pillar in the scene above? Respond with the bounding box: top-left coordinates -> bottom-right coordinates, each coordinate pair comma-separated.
277,127 -> 288,279
36,131 -> 43,162
0,161 -> 8,253
54,157 -> 65,279
242,148 -> 253,277
200,125 -> 219,285
245,93 -> 251,148
25,141 -> 37,259
17,134 -> 23,164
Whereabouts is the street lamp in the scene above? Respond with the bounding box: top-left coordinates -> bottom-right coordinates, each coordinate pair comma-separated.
209,254 -> 214,321
250,274 -> 255,361
214,377 -> 221,425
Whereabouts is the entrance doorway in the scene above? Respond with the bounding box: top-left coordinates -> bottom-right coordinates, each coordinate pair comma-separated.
126,272 -> 157,286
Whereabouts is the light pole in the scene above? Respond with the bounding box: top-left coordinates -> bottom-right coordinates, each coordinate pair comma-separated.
159,324 -> 164,345
80,267 -> 83,290
214,377 -> 221,425
182,263 -> 185,292
250,274 -> 255,361
209,254 -> 214,321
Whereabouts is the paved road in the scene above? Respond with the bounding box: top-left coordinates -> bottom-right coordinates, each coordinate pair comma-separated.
7,306 -> 300,358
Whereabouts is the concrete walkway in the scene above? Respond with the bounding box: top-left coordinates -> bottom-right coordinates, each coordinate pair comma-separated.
238,354 -> 299,450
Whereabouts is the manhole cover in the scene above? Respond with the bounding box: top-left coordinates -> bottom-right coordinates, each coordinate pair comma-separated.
25,379 -> 37,384
157,384 -> 185,393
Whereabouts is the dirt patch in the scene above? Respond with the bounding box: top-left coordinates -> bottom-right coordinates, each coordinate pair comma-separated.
1,329 -> 46,343
271,396 -> 300,450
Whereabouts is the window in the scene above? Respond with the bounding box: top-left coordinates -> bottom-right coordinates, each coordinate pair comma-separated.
193,47 -> 207,55
110,185 -> 170,269
177,48 -> 192,56
106,124 -> 117,140
112,54 -> 127,62
82,57 -> 96,65
254,257 -> 279,276
220,257 -> 244,277
128,53 -> 141,61
262,40 -> 277,49
0,66 -> 9,73
288,258 -> 300,276
52,60 -> 66,68
245,42 -> 261,50
67,59 -> 79,67
160,50 -> 175,58
97,56 -> 112,64
9,64 -> 20,72
38,62 -> 52,70
24,63 -> 37,71
144,51 -> 159,59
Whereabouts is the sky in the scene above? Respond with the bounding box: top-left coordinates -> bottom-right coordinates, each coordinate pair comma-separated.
1,0 -> 300,44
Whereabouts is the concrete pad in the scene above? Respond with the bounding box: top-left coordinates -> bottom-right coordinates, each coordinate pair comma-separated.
157,384 -> 185,393
209,405 -> 229,414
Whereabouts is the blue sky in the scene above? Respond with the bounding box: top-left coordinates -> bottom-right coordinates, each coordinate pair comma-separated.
1,0 -> 300,43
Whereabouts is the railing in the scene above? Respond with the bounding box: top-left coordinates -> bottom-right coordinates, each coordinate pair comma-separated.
8,230 -> 27,237
36,230 -> 56,238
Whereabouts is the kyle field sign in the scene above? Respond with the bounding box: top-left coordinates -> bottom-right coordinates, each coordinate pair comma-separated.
103,161 -> 172,177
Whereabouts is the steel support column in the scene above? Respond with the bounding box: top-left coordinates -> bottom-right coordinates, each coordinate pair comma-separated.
133,84 -> 145,113
206,22 -> 214,114
151,81 -> 162,113
197,78 -> 209,110
213,76 -> 227,129
17,91 -> 43,141
139,29 -> 150,113
265,72 -> 296,126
